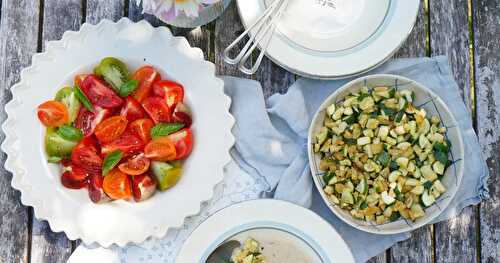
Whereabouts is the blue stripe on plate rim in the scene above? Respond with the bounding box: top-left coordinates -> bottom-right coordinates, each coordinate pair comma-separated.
199,221 -> 331,263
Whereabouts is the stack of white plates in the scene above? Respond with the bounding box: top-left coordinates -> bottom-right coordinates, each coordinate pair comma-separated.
236,0 -> 420,79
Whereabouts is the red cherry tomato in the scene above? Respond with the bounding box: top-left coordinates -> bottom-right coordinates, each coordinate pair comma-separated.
144,137 -> 177,161
152,80 -> 184,109
75,106 -> 111,137
142,97 -> 172,123
94,116 -> 128,144
118,153 -> 151,176
131,66 -> 161,102
172,102 -> 192,127
167,128 -> 194,160
101,132 -> 145,156
71,137 -> 102,173
37,100 -> 69,127
120,97 -> 146,122
88,173 -> 110,203
128,118 -> 154,143
74,74 -> 88,88
60,162 -> 90,189
103,168 -> 132,200
131,173 -> 157,202
80,75 -> 123,109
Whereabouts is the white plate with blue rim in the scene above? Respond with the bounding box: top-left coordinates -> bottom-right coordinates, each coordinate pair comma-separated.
176,199 -> 355,262
236,0 -> 420,79
307,74 -> 464,234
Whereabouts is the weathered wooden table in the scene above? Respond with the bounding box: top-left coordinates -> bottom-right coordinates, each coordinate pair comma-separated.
0,1 -> 498,262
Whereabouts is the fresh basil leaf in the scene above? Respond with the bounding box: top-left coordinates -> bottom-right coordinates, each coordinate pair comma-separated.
74,85 -> 94,112
150,123 -> 184,139
47,156 -> 63,163
411,91 -> 416,101
322,171 -> 334,184
102,150 -> 123,176
423,181 -> 433,189
395,110 -> 405,122
360,201 -> 368,210
433,142 -> 449,153
118,79 -> 139,97
344,112 -> 359,125
389,160 -> 399,171
389,88 -> 396,98
377,151 -> 391,166
389,211 -> 401,221
434,150 -> 449,165
57,125 -> 83,142
394,187 -> 404,201
345,138 -> 357,145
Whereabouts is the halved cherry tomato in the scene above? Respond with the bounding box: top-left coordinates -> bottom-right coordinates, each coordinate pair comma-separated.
120,97 -> 146,122
37,100 -> 69,127
144,137 -> 177,161
152,80 -> 184,109
75,106 -> 111,137
71,137 -> 102,173
131,173 -> 157,202
101,132 -> 145,156
118,153 -> 150,176
142,97 -> 172,123
74,74 -> 88,88
172,102 -> 192,127
88,173 -> 110,203
131,66 -> 161,102
80,75 -> 123,109
103,168 -> 132,200
128,118 -> 154,143
94,116 -> 128,143
60,162 -> 89,189
167,128 -> 194,160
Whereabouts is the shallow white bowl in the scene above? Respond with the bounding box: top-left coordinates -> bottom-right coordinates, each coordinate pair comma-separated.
307,74 -> 464,234
1,18 -> 234,246
176,199 -> 355,262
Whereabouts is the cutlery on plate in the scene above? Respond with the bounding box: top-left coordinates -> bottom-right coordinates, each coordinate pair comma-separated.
223,0 -> 289,75
206,240 -> 241,263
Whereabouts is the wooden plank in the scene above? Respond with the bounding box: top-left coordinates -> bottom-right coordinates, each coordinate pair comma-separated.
429,1 -> 479,262
390,1 -> 433,262
86,0 -> 125,24
473,0 -> 500,262
394,0 -> 427,58
256,57 -> 295,99
0,1 -> 40,262
28,1 -> 83,262
366,251 -> 387,263
214,1 -> 247,78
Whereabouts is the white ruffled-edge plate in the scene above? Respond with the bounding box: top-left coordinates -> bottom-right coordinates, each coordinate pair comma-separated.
176,199 -> 356,263
237,0 -> 420,79
308,75 -> 464,234
1,18 -> 235,247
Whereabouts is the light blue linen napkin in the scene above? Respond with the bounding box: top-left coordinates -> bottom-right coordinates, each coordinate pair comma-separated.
68,56 -> 489,263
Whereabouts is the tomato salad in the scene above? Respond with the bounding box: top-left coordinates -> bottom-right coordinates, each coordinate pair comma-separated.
37,57 -> 194,203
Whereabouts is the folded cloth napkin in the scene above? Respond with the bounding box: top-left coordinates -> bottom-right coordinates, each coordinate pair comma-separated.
68,56 -> 489,263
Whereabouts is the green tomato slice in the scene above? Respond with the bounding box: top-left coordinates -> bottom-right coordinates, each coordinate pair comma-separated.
94,57 -> 129,94
45,128 -> 78,158
55,86 -> 81,123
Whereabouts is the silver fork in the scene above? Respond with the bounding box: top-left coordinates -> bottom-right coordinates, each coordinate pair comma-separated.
223,0 -> 289,75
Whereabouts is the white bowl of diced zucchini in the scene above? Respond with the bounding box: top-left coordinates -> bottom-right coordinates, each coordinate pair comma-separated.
308,74 -> 464,234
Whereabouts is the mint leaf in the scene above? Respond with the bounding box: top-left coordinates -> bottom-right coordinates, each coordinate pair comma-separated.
102,150 -> 123,176
150,123 -> 184,139
74,85 -> 94,112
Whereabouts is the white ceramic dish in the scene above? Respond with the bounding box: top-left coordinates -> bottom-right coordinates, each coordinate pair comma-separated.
236,0 -> 420,79
1,18 -> 234,246
307,74 -> 464,234
176,199 -> 355,263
